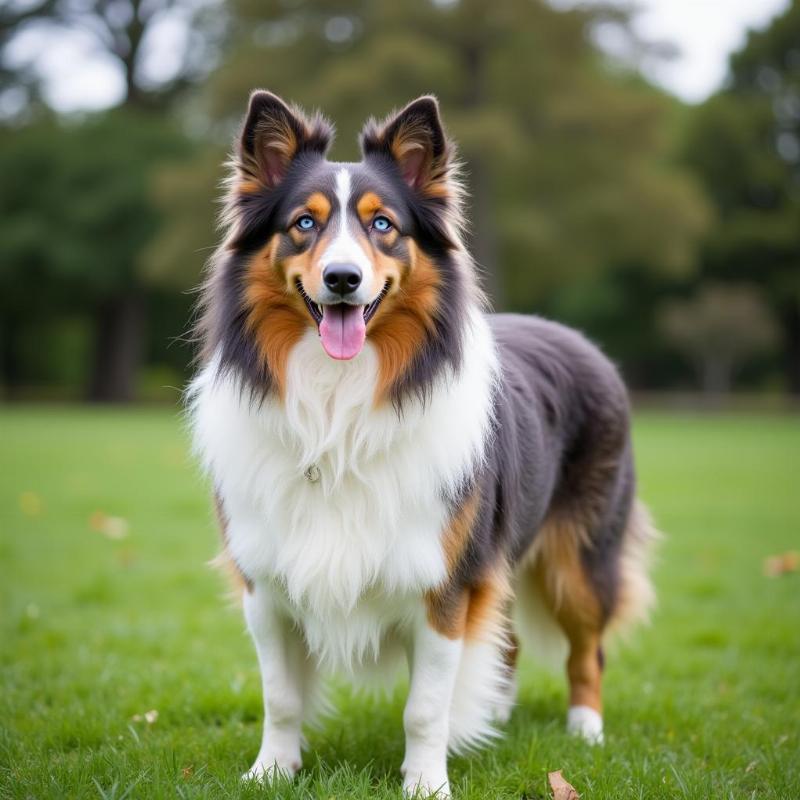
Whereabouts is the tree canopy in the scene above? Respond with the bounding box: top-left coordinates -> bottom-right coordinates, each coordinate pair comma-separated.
682,0 -> 800,391
1,0 -> 796,399
162,0 -> 709,309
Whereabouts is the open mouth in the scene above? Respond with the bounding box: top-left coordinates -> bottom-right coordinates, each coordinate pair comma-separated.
296,279 -> 390,360
296,279 -> 389,326
296,280 -> 324,325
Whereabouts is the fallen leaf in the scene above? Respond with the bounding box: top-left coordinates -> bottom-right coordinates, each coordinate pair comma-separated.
19,491 -> 42,517
548,770 -> 580,800
131,709 -> 158,724
181,765 -> 193,779
115,547 -> 137,568
89,511 -> 129,540
763,552 -> 799,577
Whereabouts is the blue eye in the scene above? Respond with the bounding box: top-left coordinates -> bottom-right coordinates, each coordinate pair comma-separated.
296,215 -> 315,231
373,216 -> 392,232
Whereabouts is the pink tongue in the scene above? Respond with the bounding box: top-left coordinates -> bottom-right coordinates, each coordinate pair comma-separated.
319,304 -> 366,360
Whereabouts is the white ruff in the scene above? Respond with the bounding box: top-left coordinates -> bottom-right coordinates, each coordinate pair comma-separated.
189,309 -> 498,674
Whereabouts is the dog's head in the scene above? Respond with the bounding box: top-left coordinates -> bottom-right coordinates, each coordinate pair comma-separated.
205,91 -> 473,401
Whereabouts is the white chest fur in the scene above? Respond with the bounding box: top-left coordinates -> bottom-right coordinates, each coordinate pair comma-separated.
189,310 -> 497,670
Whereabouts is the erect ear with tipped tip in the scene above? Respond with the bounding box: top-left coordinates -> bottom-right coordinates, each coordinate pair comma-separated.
239,90 -> 333,189
360,96 -> 452,195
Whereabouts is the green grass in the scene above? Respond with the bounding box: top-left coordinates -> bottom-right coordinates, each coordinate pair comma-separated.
1,407 -> 798,799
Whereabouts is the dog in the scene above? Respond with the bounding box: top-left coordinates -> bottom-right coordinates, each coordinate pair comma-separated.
188,90 -> 657,797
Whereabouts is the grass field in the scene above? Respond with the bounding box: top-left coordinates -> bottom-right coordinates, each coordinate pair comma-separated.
1,407 -> 798,799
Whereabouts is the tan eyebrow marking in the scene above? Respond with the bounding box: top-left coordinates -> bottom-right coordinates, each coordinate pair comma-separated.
357,191 -> 383,222
306,192 -> 331,223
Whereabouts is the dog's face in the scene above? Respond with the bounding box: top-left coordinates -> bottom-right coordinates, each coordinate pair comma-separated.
215,91 -> 466,399
248,155 -> 417,362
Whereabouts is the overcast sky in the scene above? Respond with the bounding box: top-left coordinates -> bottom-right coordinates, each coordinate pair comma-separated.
599,0 -> 791,102
4,0 -> 792,113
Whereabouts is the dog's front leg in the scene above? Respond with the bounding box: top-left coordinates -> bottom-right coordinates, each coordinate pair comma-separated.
242,582 -> 310,782
402,616 -> 463,798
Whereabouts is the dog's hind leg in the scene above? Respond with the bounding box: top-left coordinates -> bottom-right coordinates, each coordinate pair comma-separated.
527,515 -> 606,743
521,494 -> 657,744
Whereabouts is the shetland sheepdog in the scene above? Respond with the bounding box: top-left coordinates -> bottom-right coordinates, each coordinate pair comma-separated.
189,90 -> 657,797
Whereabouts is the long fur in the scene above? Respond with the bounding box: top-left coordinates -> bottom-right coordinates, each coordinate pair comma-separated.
190,311 -> 498,677
189,92 -> 657,774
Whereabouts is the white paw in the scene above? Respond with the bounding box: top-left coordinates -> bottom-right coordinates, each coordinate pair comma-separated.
241,751 -> 301,783
402,764 -> 451,798
567,705 -> 604,744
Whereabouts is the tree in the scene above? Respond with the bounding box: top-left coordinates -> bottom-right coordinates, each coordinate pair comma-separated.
0,112 -> 188,399
1,0 -> 217,400
2,0 -> 218,114
151,0 -> 709,315
0,1 -> 54,115
658,283 -> 779,395
682,0 -> 800,393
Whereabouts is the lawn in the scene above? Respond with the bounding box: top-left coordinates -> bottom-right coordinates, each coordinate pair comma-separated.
1,407 -> 798,799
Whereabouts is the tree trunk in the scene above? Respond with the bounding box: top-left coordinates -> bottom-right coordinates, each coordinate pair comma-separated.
782,300 -> 800,395
85,1 -> 147,403
0,313 -> 22,400
87,293 -> 145,402
700,354 -> 732,406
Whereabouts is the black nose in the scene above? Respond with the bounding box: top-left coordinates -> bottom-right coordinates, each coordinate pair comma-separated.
323,263 -> 362,296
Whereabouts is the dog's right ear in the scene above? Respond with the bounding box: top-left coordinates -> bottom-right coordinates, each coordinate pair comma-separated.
239,90 -> 333,190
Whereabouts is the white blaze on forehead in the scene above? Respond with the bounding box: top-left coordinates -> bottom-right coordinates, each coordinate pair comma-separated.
320,168 -> 373,283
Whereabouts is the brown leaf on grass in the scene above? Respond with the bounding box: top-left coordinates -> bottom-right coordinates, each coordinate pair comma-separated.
19,491 -> 43,517
89,511 -> 130,540
181,765 -> 193,779
548,770 -> 580,800
115,546 -> 138,568
131,709 -> 158,724
763,552 -> 799,577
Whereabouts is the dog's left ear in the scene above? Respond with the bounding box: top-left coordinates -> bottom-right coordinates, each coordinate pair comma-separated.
360,96 -> 453,196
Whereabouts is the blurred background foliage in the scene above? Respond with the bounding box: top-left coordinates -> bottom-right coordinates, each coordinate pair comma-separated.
0,0 -> 798,402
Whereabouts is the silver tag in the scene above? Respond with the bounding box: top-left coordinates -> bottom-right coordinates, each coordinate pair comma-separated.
304,464 -> 321,483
